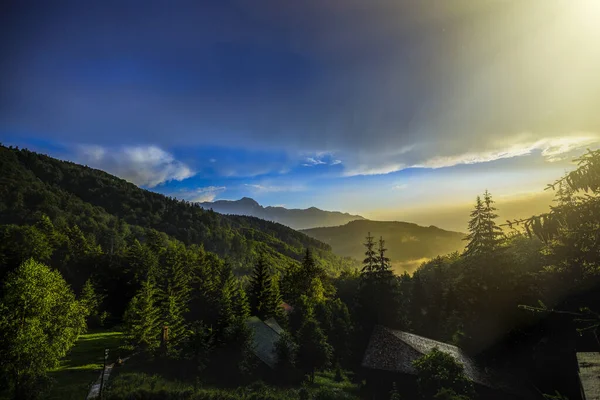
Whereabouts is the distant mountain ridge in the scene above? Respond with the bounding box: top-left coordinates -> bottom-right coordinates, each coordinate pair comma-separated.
199,197 -> 366,230
302,220 -> 466,274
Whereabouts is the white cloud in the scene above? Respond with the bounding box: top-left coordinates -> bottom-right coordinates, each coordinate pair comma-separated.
419,134 -> 599,168
244,183 -> 305,193
76,145 -> 195,187
330,159 -> 342,165
392,183 -> 408,190
172,186 -> 226,202
343,163 -> 406,176
342,133 -> 600,176
302,157 -> 327,167
539,135 -> 599,162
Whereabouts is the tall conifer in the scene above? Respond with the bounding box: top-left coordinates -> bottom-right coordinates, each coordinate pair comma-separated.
248,254 -> 271,320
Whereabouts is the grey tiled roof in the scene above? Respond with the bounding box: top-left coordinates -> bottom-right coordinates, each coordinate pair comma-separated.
578,352 -> 600,400
362,325 -> 536,398
245,317 -> 283,369
264,318 -> 284,334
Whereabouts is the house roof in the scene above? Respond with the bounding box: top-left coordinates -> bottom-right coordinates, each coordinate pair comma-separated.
578,352 -> 600,400
264,317 -> 284,334
362,325 -> 538,399
245,316 -> 283,369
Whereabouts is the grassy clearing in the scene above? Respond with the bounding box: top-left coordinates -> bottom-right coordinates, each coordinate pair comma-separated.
45,330 -> 126,400
104,361 -> 360,399
313,370 -> 359,394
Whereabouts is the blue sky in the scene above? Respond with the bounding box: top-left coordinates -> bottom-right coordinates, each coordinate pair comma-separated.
2,1 -> 600,230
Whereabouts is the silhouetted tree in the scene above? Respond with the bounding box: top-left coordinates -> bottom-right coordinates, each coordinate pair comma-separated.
248,254 -> 272,319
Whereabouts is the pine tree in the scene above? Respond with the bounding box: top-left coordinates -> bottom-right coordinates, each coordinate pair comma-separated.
267,275 -> 287,323
464,196 -> 484,256
124,278 -> 161,351
376,236 -> 393,279
155,243 -> 191,353
299,248 -> 325,293
481,190 -> 504,250
184,321 -> 214,377
356,235 -> 400,340
125,239 -> 158,283
80,278 -> 105,328
362,232 -> 377,273
464,191 -> 504,256
231,275 -> 250,321
282,248 -> 326,306
327,299 -> 353,366
248,254 -> 272,319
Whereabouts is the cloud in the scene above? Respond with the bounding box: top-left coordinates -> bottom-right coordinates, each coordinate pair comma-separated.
330,159 -> 342,165
539,136 -> 599,162
76,145 -> 195,187
392,184 -> 408,190
244,183 -> 305,193
3,2 -> 600,178
343,133 -> 600,175
302,157 -> 327,167
172,186 -> 226,202
343,163 -> 406,176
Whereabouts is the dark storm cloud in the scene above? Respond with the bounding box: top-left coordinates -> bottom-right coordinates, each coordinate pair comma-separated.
2,0 -> 599,175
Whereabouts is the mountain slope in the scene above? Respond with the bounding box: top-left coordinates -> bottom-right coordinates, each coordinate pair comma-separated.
200,197 -> 365,230
0,145 -> 356,274
302,220 -> 466,273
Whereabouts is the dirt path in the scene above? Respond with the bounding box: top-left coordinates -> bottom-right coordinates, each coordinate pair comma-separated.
86,355 -> 132,399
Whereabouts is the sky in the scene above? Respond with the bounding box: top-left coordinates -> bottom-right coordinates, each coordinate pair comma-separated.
2,0 -> 600,231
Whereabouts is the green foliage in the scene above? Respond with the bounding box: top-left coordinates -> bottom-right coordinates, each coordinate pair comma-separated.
0,259 -> 86,398
248,255 -> 272,319
213,318 -> 257,384
433,388 -> 472,400
124,278 -> 161,352
155,243 -> 192,354
297,318 -> 333,382
268,275 -> 287,325
389,382 -> 402,400
183,321 -> 214,377
314,298 -> 352,366
282,248 -> 329,306
80,278 -> 107,328
412,348 -> 474,400
274,331 -> 299,384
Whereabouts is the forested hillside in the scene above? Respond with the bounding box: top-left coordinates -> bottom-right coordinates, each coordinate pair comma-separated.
302,220 -> 465,273
3,146 -> 600,400
0,145 -> 356,276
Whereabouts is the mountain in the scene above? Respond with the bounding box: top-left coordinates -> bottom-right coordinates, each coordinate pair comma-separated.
199,197 -> 366,230
0,145 -> 357,275
302,220 -> 466,273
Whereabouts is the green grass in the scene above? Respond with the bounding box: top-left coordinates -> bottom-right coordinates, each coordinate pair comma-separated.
313,370 -> 358,393
45,330 -> 126,400
104,365 -> 360,400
